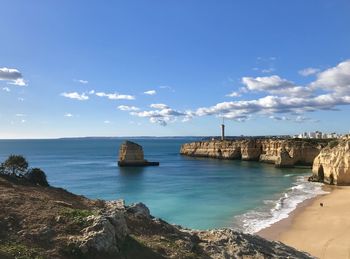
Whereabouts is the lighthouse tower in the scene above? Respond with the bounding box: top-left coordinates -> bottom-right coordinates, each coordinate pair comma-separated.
221,118 -> 225,141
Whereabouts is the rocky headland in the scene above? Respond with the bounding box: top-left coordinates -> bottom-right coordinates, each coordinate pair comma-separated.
180,138 -> 329,168
309,138 -> 350,185
0,175 -> 312,259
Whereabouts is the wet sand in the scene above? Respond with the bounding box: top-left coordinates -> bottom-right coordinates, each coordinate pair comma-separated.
258,185 -> 350,259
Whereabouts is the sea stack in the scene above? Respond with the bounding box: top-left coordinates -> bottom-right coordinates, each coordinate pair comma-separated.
118,141 -> 159,167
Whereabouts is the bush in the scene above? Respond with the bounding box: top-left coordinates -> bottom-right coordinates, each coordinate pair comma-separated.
329,140 -> 339,148
25,168 -> 49,187
0,155 -> 28,176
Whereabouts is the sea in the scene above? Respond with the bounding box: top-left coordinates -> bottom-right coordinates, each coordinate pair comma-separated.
0,137 -> 326,232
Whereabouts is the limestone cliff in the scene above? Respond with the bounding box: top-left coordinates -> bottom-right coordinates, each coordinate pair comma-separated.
180,139 -> 327,168
118,141 -> 159,167
310,139 -> 350,185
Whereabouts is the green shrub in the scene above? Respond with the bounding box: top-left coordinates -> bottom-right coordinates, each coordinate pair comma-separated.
25,168 -> 49,187
0,155 -> 28,176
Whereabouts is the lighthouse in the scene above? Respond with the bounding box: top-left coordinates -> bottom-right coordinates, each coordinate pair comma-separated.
221,118 -> 225,141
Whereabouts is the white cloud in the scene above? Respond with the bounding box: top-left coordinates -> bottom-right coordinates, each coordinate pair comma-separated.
117,105 -> 139,111
2,87 -> 10,92
61,92 -> 89,101
96,92 -> 135,100
159,85 -> 175,92
130,104 -> 186,126
77,79 -> 88,84
241,75 -> 311,97
0,67 -> 27,86
9,78 -> 26,86
226,91 -> 241,97
242,75 -> 295,91
150,103 -> 169,109
295,116 -> 319,123
261,68 -> 275,73
310,59 -> 350,95
269,115 -> 290,121
104,120 -> 111,124
299,67 -> 320,76
144,90 -> 157,95
21,119 -> 26,123
88,90 -> 95,94
64,113 -> 73,117
15,113 -> 26,117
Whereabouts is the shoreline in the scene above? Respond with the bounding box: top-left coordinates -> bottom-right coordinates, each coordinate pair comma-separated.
257,185 -> 350,258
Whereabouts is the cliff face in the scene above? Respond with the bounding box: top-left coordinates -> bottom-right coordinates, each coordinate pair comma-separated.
180,139 -> 326,168
119,141 -> 145,163
0,176 -> 312,258
118,141 -> 159,166
310,139 -> 350,185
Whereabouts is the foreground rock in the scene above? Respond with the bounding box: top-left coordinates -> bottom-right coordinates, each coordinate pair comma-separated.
309,139 -> 350,185
0,175 -> 312,258
180,138 -> 328,168
118,141 -> 159,167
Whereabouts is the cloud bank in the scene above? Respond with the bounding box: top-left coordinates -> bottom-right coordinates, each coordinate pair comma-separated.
123,59 -> 350,126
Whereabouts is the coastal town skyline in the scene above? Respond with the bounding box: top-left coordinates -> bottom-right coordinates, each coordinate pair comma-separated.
1,0 -> 350,138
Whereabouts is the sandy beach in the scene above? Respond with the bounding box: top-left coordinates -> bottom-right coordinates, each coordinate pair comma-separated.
258,185 -> 350,259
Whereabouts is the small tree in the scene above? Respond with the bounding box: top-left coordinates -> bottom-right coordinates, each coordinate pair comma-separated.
2,155 -> 29,176
25,168 -> 49,186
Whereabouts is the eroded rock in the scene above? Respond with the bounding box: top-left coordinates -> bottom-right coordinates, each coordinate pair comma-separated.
118,141 -> 159,166
310,139 -> 350,185
180,139 -> 326,168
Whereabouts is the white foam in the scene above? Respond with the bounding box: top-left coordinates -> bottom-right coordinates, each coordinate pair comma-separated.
232,176 -> 329,234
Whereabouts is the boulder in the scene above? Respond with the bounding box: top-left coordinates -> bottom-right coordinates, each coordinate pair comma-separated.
70,200 -> 129,255
126,202 -> 151,218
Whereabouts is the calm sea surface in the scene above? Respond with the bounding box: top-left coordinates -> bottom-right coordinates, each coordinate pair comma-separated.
0,138 -> 325,231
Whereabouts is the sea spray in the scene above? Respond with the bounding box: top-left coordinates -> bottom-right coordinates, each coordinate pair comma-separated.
232,176 -> 328,233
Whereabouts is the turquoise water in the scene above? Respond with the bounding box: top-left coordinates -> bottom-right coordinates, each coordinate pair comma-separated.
0,138 -> 324,231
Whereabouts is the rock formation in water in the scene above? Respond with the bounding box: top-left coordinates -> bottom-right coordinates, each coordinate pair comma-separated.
309,139 -> 350,185
118,141 -> 159,167
0,175 -> 312,258
180,139 -> 328,168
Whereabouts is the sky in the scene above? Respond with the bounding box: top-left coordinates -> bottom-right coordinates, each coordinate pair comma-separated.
1,0 -> 350,138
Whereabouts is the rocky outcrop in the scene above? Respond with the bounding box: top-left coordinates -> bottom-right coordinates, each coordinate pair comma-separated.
118,141 -> 159,167
180,139 -> 327,168
69,200 -> 128,255
310,139 -> 350,185
0,175 -> 313,258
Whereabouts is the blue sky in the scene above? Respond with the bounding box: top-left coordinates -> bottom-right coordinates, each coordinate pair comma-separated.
1,0 -> 350,138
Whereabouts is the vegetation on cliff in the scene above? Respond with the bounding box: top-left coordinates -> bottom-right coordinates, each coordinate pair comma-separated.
0,156 -> 312,258
0,155 -> 49,187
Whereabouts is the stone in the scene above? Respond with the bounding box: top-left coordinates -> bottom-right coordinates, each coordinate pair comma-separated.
310,139 -> 350,185
126,202 -> 151,218
118,141 -> 159,167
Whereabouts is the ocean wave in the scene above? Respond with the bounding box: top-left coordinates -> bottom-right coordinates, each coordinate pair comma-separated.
232,176 -> 328,234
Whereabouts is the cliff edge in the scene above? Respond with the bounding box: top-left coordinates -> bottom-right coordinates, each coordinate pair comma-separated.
0,175 -> 312,259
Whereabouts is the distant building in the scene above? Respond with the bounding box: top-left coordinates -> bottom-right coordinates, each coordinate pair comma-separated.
292,131 -> 345,139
